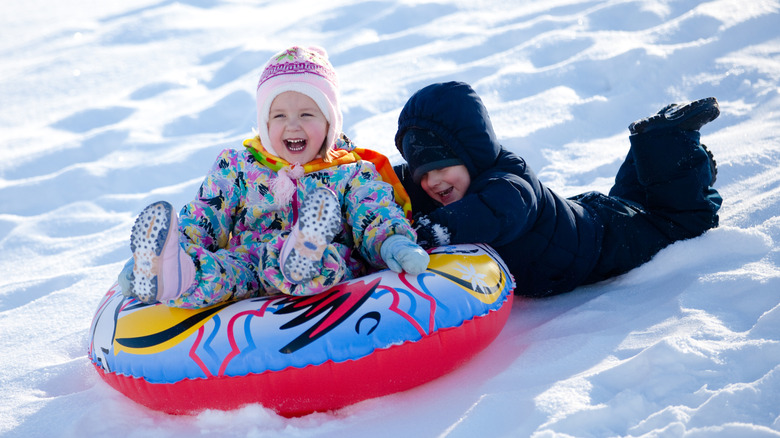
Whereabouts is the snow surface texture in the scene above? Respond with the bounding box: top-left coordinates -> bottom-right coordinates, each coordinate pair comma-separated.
1,0 -> 779,437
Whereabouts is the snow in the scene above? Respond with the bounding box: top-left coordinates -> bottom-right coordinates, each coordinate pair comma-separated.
1,0 -> 779,436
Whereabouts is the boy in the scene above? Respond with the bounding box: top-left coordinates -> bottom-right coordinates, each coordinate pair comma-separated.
394,81 -> 721,297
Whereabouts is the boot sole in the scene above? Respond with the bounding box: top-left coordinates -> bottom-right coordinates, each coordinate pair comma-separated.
130,201 -> 173,303
629,97 -> 719,134
281,188 -> 341,284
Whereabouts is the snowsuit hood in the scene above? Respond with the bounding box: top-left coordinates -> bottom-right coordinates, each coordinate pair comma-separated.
395,81 -> 500,180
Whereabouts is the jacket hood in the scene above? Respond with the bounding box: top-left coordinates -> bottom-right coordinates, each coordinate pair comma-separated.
395,81 -> 501,179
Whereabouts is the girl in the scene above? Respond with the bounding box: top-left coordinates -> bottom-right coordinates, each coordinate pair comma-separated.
121,46 -> 428,308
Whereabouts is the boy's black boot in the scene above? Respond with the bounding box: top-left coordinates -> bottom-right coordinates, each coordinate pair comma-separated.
629,97 -> 719,135
629,97 -> 719,186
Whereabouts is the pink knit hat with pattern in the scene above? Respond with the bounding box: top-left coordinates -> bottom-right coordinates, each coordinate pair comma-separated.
256,46 -> 342,158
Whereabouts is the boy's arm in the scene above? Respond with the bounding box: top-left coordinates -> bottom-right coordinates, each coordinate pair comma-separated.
426,173 -> 538,247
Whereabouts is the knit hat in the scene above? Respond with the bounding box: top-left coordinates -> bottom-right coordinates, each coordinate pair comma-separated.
256,46 -> 342,159
402,128 -> 462,183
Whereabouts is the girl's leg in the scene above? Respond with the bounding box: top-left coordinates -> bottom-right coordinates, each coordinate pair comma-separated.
279,188 -> 342,284
163,231 -> 348,307
151,190 -> 349,306
270,188 -> 348,296
129,201 -> 196,304
175,243 -> 265,308
127,201 -> 267,308
258,232 -> 349,296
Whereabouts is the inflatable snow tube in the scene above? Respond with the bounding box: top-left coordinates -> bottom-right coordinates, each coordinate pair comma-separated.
88,243 -> 515,416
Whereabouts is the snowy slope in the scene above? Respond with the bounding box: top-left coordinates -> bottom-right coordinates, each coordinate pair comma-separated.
1,0 -> 779,437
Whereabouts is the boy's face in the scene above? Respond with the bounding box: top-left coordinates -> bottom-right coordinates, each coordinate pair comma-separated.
420,164 -> 470,205
267,91 -> 328,164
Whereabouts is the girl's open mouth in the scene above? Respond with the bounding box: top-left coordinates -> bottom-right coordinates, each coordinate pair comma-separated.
285,139 -> 307,152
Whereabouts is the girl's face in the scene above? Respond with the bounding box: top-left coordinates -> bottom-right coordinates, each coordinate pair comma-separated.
267,91 -> 329,164
420,165 -> 471,205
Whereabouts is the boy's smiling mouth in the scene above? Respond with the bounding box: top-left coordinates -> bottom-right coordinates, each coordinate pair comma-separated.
285,139 -> 307,152
437,187 -> 453,198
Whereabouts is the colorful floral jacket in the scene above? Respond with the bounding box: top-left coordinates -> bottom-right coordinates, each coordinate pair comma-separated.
173,136 -> 415,305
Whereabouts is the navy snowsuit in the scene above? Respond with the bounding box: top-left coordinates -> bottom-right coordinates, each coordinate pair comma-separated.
394,81 -> 722,297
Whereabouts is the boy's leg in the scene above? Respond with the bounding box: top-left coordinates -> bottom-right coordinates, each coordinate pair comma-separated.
630,128 -> 721,237
576,191 -> 672,281
610,97 -> 719,205
608,150 -> 643,205
612,97 -> 721,237
585,98 -> 722,281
